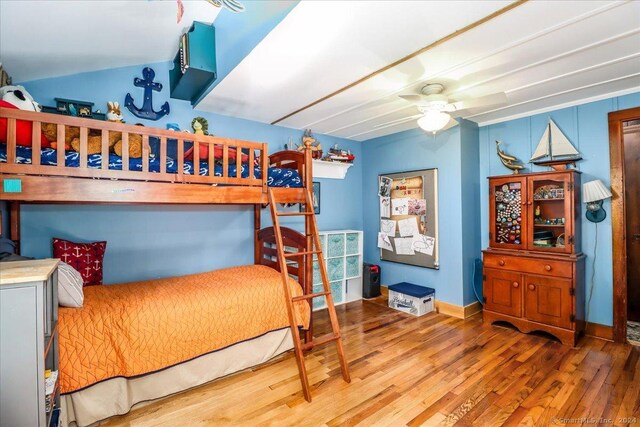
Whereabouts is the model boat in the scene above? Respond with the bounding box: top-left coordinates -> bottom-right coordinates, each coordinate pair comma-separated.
530,119 -> 582,170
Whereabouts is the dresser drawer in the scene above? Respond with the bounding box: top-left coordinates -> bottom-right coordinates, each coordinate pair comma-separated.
483,253 -> 573,278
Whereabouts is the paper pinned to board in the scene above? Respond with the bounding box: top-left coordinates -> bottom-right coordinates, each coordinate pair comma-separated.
408,198 -> 427,216
394,237 -> 415,255
380,196 -> 391,218
377,232 -> 393,251
412,235 -> 435,256
392,197 -> 410,215
380,219 -> 397,235
398,217 -> 419,237
379,176 -> 392,197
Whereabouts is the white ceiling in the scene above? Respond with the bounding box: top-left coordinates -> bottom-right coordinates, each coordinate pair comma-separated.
0,0 -> 220,82
199,0 -> 640,140
1,1 -> 639,140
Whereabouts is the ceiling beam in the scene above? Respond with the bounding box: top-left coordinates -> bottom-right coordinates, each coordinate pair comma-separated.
270,0 -> 528,125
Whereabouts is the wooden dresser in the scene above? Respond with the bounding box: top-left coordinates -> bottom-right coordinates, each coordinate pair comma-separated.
482,170 -> 585,346
0,259 -> 60,426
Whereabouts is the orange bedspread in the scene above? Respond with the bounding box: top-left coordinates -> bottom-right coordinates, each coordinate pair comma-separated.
58,265 -> 310,394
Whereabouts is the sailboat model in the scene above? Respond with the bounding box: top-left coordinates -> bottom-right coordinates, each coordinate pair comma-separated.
530,119 -> 582,170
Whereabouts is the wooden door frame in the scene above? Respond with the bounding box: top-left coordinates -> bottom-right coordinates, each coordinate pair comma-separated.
609,106 -> 640,343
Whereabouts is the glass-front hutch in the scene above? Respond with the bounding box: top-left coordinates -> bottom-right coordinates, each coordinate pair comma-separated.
484,170 -> 584,346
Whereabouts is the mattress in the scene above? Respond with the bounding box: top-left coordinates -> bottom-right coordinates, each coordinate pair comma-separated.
0,144 -> 303,187
61,328 -> 294,427
58,265 -> 310,395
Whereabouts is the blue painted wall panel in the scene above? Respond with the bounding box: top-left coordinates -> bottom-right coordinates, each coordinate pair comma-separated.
459,121 -> 481,306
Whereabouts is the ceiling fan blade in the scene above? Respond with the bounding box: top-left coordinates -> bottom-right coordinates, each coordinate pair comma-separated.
451,92 -> 507,111
398,94 -> 429,105
373,114 -> 422,129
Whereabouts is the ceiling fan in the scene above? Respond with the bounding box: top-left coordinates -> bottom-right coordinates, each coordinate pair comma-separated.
383,83 -> 508,134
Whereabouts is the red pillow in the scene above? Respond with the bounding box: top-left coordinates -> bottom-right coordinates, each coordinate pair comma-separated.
0,100 -> 50,147
52,238 -> 107,286
184,143 -> 248,162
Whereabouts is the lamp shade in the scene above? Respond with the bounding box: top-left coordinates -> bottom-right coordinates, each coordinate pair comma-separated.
582,179 -> 612,203
417,111 -> 451,133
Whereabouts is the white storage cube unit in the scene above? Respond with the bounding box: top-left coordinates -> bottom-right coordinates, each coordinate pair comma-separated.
313,230 -> 363,311
388,283 -> 435,316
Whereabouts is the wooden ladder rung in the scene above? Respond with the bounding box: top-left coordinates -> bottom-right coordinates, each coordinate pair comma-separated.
283,250 -> 321,258
276,212 -> 314,216
292,291 -> 330,302
301,333 -> 340,351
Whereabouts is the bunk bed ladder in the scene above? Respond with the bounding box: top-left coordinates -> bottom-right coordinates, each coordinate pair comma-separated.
267,187 -> 351,402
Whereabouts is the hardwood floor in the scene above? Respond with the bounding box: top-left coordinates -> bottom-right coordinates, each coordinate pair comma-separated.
103,299 -> 640,426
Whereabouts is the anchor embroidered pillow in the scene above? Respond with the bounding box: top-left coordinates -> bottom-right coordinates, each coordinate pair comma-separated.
53,238 -> 107,286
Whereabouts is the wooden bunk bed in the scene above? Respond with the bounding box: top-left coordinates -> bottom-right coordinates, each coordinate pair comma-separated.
0,107 -> 350,421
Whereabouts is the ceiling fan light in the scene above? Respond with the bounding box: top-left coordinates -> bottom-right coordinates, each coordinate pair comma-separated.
417,111 -> 451,133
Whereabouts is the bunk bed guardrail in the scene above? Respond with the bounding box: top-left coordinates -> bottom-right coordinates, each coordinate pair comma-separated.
0,108 -> 269,188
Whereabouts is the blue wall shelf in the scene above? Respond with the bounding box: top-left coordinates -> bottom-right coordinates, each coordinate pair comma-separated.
169,22 -> 217,105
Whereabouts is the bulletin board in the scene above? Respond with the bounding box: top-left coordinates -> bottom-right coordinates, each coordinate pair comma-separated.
377,169 -> 439,269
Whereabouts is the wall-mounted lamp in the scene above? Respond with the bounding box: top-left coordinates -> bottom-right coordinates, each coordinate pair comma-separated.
582,179 -> 612,223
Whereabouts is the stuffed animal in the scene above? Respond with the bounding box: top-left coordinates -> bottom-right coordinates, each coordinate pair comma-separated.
69,133 -> 103,155
112,132 -> 146,158
0,85 -> 41,112
106,101 -> 123,123
41,123 -> 79,150
42,100 -> 146,158
103,101 -> 146,158
191,117 -> 208,135
0,85 -> 49,147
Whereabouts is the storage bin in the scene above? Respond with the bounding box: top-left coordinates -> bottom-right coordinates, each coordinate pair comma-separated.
313,260 -> 322,285
346,233 -> 360,255
331,281 -> 344,304
327,257 -> 344,281
312,284 -> 326,309
327,234 -> 344,257
345,255 -> 360,278
388,282 -> 435,316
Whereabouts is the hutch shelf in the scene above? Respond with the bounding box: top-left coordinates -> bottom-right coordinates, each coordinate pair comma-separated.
483,170 -> 585,346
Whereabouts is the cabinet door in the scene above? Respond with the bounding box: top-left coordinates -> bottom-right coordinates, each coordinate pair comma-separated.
489,176 -> 527,250
524,275 -> 573,329
484,268 -> 522,318
527,173 -> 575,254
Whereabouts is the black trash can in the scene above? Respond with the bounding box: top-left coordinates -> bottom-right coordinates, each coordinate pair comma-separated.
363,263 -> 381,298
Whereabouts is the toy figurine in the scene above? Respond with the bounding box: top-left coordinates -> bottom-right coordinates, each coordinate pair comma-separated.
191,117 -> 208,135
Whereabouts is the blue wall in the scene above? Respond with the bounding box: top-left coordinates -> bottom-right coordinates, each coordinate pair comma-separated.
19,62 -> 362,284
460,122 -> 481,306
479,92 -> 640,326
361,125 -> 472,306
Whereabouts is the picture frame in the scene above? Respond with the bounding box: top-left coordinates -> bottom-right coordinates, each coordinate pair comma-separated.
301,182 -> 320,214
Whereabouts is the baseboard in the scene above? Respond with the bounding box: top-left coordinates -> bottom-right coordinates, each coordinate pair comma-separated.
381,285 -> 482,319
584,322 -> 614,341
436,300 -> 482,319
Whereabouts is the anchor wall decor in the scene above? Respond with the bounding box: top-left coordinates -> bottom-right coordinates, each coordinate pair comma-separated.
124,67 -> 170,121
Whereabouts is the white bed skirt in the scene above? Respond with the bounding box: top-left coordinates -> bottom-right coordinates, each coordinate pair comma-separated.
62,328 -> 293,427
